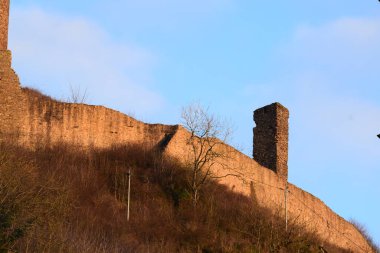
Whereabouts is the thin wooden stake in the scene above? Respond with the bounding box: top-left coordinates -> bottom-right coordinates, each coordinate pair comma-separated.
127,168 -> 131,222
285,182 -> 288,232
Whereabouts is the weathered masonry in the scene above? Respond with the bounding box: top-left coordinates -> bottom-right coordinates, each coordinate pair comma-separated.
253,102 -> 289,180
0,0 -> 10,50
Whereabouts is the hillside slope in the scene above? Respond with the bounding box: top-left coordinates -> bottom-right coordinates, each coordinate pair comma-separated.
0,142 -> 354,253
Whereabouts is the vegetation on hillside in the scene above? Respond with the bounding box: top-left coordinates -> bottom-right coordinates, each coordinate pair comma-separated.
0,141 -> 361,253
350,220 -> 379,253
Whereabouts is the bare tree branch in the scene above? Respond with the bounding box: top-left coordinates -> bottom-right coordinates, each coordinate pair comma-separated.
181,103 -> 240,206
67,84 -> 88,104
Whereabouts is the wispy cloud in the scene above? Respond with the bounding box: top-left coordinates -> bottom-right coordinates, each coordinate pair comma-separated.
107,0 -> 233,15
9,7 -> 164,116
272,18 -> 380,239
99,0 -> 234,32
286,17 -> 380,93
285,17 -> 380,160
290,73 -> 380,164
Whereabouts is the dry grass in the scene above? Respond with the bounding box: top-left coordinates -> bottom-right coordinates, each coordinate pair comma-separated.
0,141 -> 352,253
22,87 -> 59,103
350,219 -> 379,253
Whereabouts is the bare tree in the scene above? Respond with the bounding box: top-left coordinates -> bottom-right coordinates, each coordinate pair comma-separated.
67,84 -> 88,104
181,103 -> 235,205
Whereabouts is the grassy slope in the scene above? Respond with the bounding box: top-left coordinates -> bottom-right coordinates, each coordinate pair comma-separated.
0,142 -> 355,253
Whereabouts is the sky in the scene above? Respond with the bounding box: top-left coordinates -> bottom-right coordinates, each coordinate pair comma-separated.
7,0 -> 380,244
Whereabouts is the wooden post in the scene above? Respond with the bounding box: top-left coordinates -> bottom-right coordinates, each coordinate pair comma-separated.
285,183 -> 288,232
127,168 -> 131,221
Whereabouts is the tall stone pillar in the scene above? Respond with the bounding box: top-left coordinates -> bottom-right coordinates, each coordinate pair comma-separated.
0,0 -> 12,77
0,0 -> 10,50
0,0 -> 24,143
253,102 -> 289,180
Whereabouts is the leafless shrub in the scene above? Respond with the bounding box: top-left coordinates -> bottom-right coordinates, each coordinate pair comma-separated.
350,219 -> 380,253
67,84 -> 88,104
0,143 -> 71,252
181,103 -> 237,205
22,86 -> 59,102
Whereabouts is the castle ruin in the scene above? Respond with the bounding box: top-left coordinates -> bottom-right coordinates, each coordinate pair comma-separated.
0,0 -> 9,50
0,1 -> 374,252
254,102 -> 289,179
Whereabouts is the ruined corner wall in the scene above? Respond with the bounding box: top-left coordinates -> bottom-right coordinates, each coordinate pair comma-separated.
20,94 -> 177,149
286,183 -> 371,252
0,0 -> 9,50
0,51 -> 177,149
163,126 -> 372,253
0,50 -> 26,141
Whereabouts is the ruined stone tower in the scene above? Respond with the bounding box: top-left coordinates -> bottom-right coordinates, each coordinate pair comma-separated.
0,0 -> 24,141
253,102 -> 289,180
0,0 -> 11,68
0,0 -> 9,51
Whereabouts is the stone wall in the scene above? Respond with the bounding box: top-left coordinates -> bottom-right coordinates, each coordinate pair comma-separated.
20,93 -> 177,149
0,50 -> 177,149
163,126 -> 372,252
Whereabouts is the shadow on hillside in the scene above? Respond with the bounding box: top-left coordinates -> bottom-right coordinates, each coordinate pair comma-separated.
0,141 -> 351,253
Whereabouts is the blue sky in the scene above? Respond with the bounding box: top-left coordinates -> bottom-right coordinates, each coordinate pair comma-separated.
8,0 -> 380,243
